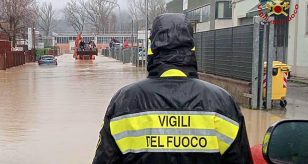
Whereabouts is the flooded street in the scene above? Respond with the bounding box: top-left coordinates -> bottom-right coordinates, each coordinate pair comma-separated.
0,55 -> 307,163
0,55 -> 146,164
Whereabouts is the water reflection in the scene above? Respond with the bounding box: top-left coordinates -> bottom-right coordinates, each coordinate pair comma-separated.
242,108 -> 286,146
0,55 -> 146,164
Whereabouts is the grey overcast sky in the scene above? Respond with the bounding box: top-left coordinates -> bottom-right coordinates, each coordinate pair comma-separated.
38,0 -> 129,10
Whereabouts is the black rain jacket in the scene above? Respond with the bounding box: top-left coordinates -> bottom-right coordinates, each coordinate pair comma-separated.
93,13 -> 253,164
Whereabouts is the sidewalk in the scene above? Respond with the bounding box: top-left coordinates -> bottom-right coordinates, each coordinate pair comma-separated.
289,76 -> 308,85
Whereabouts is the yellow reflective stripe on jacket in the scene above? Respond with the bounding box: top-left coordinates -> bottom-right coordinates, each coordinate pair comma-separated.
191,47 -> 196,51
160,69 -> 187,77
110,111 -> 239,155
148,39 -> 153,55
148,48 -> 153,55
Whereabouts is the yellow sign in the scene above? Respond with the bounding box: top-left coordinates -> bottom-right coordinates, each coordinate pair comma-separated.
266,0 -> 290,16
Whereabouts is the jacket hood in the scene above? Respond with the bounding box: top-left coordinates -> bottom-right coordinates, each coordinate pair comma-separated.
147,13 -> 198,78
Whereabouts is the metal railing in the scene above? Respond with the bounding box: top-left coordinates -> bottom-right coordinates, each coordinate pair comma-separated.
194,24 -> 254,82
103,47 -> 142,67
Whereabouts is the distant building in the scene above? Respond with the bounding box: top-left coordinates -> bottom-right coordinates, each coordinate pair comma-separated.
233,0 -> 308,77
166,0 -> 183,13
167,0 -> 233,32
232,0 -> 259,26
52,32 -> 137,54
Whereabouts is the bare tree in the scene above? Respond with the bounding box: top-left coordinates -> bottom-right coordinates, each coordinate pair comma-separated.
128,0 -> 166,29
64,0 -> 86,33
37,2 -> 56,37
64,0 -> 118,34
128,0 -> 141,31
80,0 -> 118,33
148,0 -> 167,24
108,13 -> 117,33
0,0 -> 37,47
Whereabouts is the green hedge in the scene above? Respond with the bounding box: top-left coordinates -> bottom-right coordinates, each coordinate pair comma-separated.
36,48 -> 50,59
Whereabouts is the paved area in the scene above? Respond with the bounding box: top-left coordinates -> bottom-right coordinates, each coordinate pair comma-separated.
285,81 -> 308,119
0,55 -> 147,164
289,76 -> 308,85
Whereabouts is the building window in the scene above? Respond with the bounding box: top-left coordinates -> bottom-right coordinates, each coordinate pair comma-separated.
56,37 -> 69,44
186,5 -> 210,23
201,5 -> 211,22
187,8 -> 201,22
97,37 -> 103,44
216,1 -> 232,19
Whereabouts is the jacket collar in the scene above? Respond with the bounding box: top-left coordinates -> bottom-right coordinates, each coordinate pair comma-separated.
147,49 -> 198,79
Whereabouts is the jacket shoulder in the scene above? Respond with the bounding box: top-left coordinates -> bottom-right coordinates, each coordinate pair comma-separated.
193,79 -> 232,97
192,79 -> 241,120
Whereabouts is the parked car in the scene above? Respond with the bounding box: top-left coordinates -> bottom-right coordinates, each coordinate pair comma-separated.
251,120 -> 308,164
113,43 -> 123,49
38,55 -> 57,65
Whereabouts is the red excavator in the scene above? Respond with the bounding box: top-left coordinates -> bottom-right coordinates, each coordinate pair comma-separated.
74,33 -> 98,60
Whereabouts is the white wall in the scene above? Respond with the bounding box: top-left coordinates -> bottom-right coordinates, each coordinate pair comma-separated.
215,20 -> 234,29
196,20 -> 233,32
232,0 -> 259,26
288,0 -> 308,77
196,22 -> 211,32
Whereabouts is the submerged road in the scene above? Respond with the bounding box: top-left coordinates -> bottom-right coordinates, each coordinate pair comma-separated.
0,54 -> 307,163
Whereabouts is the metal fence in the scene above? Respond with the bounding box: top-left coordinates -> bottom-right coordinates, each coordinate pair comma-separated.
194,24 -> 254,81
0,50 -> 36,70
105,47 -> 140,66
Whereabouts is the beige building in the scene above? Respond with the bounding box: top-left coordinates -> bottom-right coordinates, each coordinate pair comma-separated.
233,0 -> 308,78
232,0 -> 259,26
288,0 -> 308,77
166,0 -> 234,32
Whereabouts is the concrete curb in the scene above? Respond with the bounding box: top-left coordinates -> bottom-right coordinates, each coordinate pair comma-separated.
289,79 -> 308,85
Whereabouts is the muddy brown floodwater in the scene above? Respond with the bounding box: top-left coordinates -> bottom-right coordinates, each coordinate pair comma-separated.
0,55 -> 306,163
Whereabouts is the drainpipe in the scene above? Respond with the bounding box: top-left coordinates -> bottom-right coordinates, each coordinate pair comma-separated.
292,0 -> 299,75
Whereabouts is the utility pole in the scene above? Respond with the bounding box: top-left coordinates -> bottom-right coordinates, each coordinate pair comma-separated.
131,19 -> 134,63
131,20 -> 134,47
145,0 -> 148,69
32,22 -> 36,62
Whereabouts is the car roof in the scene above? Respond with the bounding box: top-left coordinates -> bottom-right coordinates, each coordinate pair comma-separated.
41,55 -> 54,57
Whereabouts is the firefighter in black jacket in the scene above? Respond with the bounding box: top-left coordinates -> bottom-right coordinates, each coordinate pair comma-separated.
93,13 -> 253,164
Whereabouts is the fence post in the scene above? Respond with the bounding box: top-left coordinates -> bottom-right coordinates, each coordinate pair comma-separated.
265,20 -> 275,109
4,51 -> 7,70
130,48 -> 133,64
122,49 -> 125,63
252,17 -> 261,109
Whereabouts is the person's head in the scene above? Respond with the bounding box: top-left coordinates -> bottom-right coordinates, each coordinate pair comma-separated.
147,13 -> 197,78
149,13 -> 194,54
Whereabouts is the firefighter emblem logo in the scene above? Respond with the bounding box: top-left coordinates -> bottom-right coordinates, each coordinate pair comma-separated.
258,0 -> 299,24
266,0 -> 290,16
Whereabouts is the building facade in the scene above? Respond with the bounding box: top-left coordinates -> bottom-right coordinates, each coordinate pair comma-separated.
232,0 -> 259,26
167,0 -> 233,32
224,0 -> 308,77
168,0 -> 308,77
287,0 -> 308,77
54,33 -> 137,54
